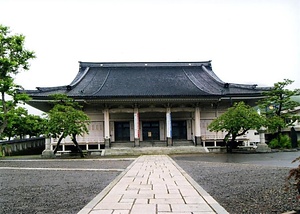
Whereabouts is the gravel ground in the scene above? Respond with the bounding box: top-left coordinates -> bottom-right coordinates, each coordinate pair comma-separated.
172,154 -> 300,214
1,154 -> 300,214
0,158 -> 133,214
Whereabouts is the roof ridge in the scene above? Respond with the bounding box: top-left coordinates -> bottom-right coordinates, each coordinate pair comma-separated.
79,61 -> 212,68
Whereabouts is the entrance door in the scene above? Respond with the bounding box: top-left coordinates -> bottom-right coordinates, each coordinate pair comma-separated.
172,120 -> 187,140
142,121 -> 160,141
114,122 -> 130,141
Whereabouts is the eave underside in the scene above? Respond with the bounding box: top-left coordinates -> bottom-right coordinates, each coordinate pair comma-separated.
27,95 -> 263,113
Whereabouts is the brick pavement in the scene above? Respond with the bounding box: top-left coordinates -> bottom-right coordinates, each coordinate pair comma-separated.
78,155 -> 228,214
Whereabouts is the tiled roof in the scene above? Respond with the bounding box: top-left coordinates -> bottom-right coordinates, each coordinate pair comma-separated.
24,61 -> 269,99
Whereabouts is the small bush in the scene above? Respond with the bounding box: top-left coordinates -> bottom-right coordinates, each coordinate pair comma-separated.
0,144 -> 12,157
287,157 -> 300,198
268,134 -> 291,149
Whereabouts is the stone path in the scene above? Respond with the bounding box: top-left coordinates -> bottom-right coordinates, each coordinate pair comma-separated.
78,155 -> 228,214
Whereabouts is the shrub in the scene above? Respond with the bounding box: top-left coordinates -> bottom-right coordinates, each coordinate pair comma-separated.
0,144 -> 12,157
268,134 -> 291,149
287,157 -> 300,199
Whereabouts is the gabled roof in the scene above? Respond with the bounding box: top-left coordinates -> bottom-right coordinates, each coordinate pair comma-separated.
24,61 -> 270,100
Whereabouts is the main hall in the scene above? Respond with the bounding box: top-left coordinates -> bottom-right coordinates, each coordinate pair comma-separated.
24,61 -> 269,151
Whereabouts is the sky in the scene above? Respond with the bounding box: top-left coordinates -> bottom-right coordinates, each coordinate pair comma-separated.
1,0 -> 300,114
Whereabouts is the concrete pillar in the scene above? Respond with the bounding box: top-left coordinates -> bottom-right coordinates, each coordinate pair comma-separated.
134,107 -> 140,147
194,107 -> 201,146
104,109 -> 111,148
256,127 -> 271,153
259,129 -> 266,144
42,138 -> 55,158
166,107 -> 173,146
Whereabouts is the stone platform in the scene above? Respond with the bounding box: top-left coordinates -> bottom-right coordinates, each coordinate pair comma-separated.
104,146 -> 209,156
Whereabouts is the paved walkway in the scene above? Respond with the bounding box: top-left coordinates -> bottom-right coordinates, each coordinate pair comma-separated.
78,155 -> 228,214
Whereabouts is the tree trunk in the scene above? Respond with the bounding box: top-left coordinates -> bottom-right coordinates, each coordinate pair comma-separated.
224,133 -> 231,153
229,133 -> 238,153
227,140 -> 233,153
277,126 -> 282,144
71,133 -> 84,158
53,135 -> 64,154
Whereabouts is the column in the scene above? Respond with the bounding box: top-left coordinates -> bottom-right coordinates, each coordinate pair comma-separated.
42,138 -> 55,158
134,107 -> 140,147
166,107 -> 173,146
103,109 -> 110,148
194,107 -> 201,146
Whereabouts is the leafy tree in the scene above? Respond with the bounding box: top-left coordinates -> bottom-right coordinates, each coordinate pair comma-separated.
208,102 -> 265,153
258,79 -> 300,137
0,24 -> 35,135
2,107 -> 45,139
25,114 -> 46,138
44,94 -> 90,157
2,107 -> 27,139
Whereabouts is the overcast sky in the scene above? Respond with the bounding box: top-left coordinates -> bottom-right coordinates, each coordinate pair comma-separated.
1,0 -> 300,93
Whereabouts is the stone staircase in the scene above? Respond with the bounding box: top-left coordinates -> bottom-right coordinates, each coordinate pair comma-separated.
110,142 -> 133,148
173,140 -> 194,147
111,140 -> 194,148
105,140 -> 208,156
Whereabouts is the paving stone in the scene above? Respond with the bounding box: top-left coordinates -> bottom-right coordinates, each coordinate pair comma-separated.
157,204 -> 171,212
123,189 -> 139,194
171,204 -> 213,212
119,198 -> 135,203
152,184 -> 168,190
112,210 -> 130,214
100,194 -> 123,203
122,193 -> 154,199
192,212 -> 216,214
154,193 -> 182,199
166,183 -> 178,189
90,210 -> 113,214
149,198 -> 185,204
94,202 -> 133,210
127,183 -> 152,190
184,196 -> 206,204
139,189 -> 168,195
158,212 -> 192,214
130,203 -> 156,214
135,198 -> 149,204
168,189 -> 180,194
180,188 -> 201,197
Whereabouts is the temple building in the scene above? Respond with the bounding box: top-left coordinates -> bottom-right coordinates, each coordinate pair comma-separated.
24,61 -> 269,152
